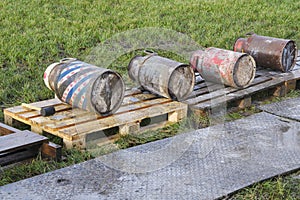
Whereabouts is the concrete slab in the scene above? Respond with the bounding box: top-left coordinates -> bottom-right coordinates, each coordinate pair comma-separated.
259,97 -> 300,121
1,112 -> 300,200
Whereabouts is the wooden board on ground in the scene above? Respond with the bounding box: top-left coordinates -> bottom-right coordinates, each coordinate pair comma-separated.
0,123 -> 61,166
4,90 -> 188,149
0,122 -> 19,136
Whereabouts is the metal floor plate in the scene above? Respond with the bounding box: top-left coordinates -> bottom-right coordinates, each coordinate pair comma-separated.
259,97 -> 300,121
1,111 -> 300,200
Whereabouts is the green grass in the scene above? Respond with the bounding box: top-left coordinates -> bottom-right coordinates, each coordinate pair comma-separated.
0,0 -> 300,198
229,173 -> 300,200
0,0 -> 299,111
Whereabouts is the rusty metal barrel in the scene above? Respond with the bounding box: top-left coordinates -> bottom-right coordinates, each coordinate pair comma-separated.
190,47 -> 256,88
43,58 -> 125,116
234,34 -> 297,72
128,53 -> 195,101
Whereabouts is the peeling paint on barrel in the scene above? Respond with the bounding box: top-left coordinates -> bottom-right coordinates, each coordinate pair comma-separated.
44,58 -> 125,116
190,47 -> 256,88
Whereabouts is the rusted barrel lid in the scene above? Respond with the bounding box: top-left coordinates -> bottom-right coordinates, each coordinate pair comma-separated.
233,54 -> 256,88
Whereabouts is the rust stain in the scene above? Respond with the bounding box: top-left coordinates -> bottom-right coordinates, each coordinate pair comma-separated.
190,47 -> 256,88
234,34 -> 297,72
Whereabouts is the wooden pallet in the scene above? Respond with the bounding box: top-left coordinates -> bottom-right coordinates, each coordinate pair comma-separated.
0,123 -> 61,166
184,66 -> 300,115
4,90 -> 187,149
186,51 -> 300,115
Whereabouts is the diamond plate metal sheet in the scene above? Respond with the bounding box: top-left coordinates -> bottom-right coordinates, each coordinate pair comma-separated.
259,97 -> 300,121
1,112 -> 300,200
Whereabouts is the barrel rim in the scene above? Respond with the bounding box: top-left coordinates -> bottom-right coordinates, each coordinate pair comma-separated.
44,62 -> 60,90
168,64 -> 195,101
91,70 -> 125,116
233,53 -> 256,88
280,40 -> 297,72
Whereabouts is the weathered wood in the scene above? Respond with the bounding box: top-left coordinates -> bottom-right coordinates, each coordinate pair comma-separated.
4,90 -> 188,149
56,100 -> 186,140
192,77 -> 284,110
41,142 -> 62,161
0,122 -> 19,136
41,98 -> 171,133
186,67 -> 300,116
4,114 -> 14,126
0,145 -> 41,166
0,131 -> 48,153
0,131 -> 50,166
237,97 -> 252,109
0,125 -> 61,165
184,75 -> 272,105
285,80 -> 297,92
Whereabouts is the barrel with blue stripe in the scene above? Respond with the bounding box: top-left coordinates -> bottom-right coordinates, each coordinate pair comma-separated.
44,58 -> 125,116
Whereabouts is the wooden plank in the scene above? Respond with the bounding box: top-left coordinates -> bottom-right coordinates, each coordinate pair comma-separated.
41,142 -> 62,161
192,77 -> 284,110
18,110 -> 40,119
42,98 -> 171,132
0,122 -> 19,135
122,93 -> 158,105
19,104 -> 71,118
189,83 -> 212,98
184,76 -> 272,105
4,105 -> 27,114
0,145 -> 41,166
27,98 -> 63,108
237,97 -> 252,109
3,99 -> 64,116
184,85 -> 236,105
276,68 -> 300,82
4,110 -> 36,127
0,131 -> 48,153
255,69 -> 281,77
32,107 -> 90,125
3,104 -> 73,130
124,88 -> 143,96
54,101 -> 187,139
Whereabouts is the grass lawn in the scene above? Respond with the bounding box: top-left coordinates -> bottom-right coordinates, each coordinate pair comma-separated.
0,0 -> 300,198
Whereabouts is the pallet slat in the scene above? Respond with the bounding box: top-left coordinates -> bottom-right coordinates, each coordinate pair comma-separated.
185,67 -> 300,115
185,76 -> 269,105
192,77 -> 284,110
4,90 -> 187,149
0,131 -> 48,153
0,122 -> 19,136
39,98 -> 171,133
55,100 -> 185,137
0,123 -> 62,165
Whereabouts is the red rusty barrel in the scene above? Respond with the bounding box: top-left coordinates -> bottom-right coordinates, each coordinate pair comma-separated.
44,58 -> 125,116
128,53 -> 195,101
234,34 -> 297,72
190,47 -> 256,88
